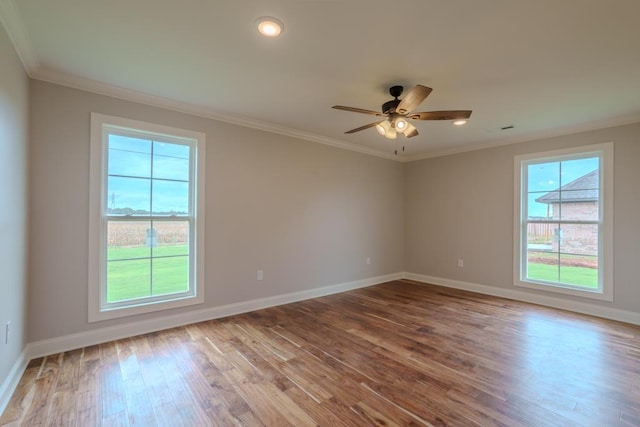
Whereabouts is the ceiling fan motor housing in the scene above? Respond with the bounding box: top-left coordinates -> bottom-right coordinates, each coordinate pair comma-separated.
389,85 -> 403,98
382,99 -> 401,114
382,86 -> 404,114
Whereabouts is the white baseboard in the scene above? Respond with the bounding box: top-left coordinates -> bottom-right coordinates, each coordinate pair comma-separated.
28,272 -> 403,359
0,348 -> 28,417
403,272 -> 640,326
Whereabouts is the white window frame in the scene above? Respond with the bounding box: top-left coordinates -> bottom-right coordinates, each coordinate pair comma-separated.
89,113 -> 205,322
513,142 -> 613,301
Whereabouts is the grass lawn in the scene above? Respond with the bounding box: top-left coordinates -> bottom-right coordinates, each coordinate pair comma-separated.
527,262 -> 598,288
107,245 -> 189,302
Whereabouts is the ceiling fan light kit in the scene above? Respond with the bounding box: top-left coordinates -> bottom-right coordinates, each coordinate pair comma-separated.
333,84 -> 472,151
375,121 -> 397,139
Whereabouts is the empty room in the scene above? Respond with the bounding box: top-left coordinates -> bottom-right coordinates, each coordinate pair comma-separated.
1,1 -> 640,425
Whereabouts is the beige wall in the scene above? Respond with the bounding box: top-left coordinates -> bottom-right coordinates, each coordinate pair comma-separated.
28,80 -> 405,342
0,25 -> 29,386
22,78 -> 640,344
405,123 -> 640,312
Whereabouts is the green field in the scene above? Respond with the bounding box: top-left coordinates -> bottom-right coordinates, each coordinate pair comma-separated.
527,262 -> 598,288
107,245 -> 189,302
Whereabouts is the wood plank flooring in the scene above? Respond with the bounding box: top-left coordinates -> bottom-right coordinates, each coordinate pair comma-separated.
2,280 -> 640,426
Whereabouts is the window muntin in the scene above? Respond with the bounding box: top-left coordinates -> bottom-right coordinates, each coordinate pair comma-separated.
514,143 -> 613,301
89,114 -> 205,321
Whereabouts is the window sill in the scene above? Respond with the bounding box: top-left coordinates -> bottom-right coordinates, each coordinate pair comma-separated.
88,293 -> 204,323
514,279 -> 613,302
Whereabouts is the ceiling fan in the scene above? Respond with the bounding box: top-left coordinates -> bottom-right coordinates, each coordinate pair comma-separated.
332,84 -> 472,142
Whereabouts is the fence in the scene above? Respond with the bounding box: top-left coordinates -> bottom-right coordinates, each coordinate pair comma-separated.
527,223 -> 553,242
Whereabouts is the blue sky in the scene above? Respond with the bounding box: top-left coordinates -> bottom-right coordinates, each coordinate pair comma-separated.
107,134 -> 191,214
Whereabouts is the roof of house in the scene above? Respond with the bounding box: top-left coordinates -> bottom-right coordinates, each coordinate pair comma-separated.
535,169 -> 599,204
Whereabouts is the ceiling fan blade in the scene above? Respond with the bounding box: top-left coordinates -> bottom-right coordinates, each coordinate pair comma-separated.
410,110 -> 472,120
396,85 -> 432,114
332,105 -> 384,116
404,123 -> 419,138
344,121 -> 383,134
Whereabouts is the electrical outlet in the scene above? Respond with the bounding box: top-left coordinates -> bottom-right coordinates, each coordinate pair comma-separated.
457,259 -> 464,268
257,270 -> 264,281
5,321 -> 10,345
366,257 -> 371,265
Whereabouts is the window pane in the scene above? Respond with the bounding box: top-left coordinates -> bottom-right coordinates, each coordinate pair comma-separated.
153,141 -> 190,181
558,222 -> 599,289
108,146 -> 151,178
107,259 -> 151,303
527,223 -> 554,249
152,221 -> 189,256
559,254 -> 598,288
527,162 -> 560,192
152,256 -> 189,296
559,224 -> 599,256
153,141 -> 190,158
558,198 -> 599,221
151,180 -> 189,214
526,221 -> 559,284
107,176 -> 151,214
107,221 -> 151,260
528,192 -> 556,219
108,134 -> 152,154
526,249 -> 559,283
560,158 -> 599,187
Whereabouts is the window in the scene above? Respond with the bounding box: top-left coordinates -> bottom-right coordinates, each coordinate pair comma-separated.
89,113 -> 205,321
513,143 -> 613,301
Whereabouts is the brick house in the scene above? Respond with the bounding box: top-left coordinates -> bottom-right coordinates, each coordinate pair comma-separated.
535,169 -> 599,255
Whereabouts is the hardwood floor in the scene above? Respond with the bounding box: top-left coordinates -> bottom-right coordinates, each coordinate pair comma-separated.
2,280 -> 640,426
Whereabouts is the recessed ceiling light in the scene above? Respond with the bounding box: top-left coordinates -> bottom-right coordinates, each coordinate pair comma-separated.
453,120 -> 467,126
257,17 -> 283,37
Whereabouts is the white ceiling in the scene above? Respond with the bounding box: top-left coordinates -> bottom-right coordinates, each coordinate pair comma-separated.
3,0 -> 640,160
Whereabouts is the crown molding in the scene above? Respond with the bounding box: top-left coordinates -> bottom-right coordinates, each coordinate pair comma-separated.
31,67 -> 400,162
23,67 -> 640,166
403,113 -> 640,162
0,0 -> 38,74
